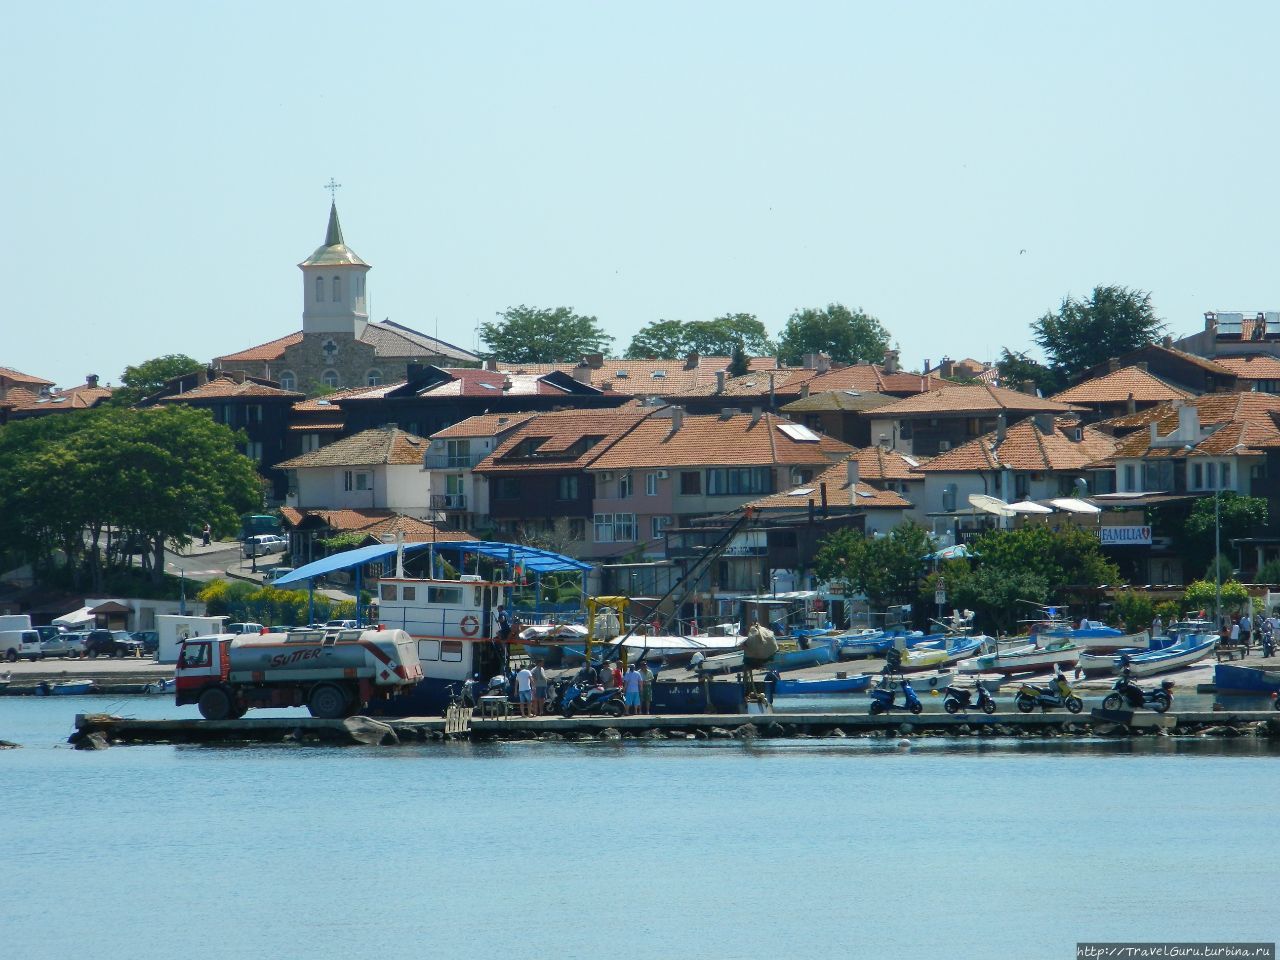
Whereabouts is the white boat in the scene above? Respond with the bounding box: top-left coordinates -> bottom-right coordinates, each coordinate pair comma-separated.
880,670 -> 953,694
143,677 -> 176,695
1085,635 -> 1218,678
956,638 -> 1080,676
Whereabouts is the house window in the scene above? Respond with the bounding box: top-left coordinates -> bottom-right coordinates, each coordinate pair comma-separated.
568,518 -> 586,541
1207,462 -> 1217,488
332,276 -> 341,301
445,439 -> 471,468
1123,464 -> 1136,491
680,471 -> 701,495
650,515 -> 671,539
279,371 -> 296,392
302,434 -> 321,453
706,467 -> 773,496
344,471 -> 353,491
618,473 -> 633,498
645,473 -> 658,496
1222,463 -> 1231,489
366,370 -> 383,387
355,473 -> 370,491
446,474 -> 464,496
557,476 -> 579,500
1014,473 -> 1030,500
494,478 -> 519,499
356,275 -> 365,298
244,441 -> 263,462
380,584 -> 396,601
315,277 -> 324,302
322,369 -> 340,389
942,483 -> 958,513
594,513 -> 636,542
246,404 -> 263,424
1193,463 -> 1203,489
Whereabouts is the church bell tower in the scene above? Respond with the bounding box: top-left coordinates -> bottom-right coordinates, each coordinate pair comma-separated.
299,199 -> 371,338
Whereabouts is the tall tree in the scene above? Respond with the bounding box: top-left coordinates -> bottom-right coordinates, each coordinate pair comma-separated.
776,303 -> 890,366
109,354 -> 204,407
1032,285 -> 1165,379
479,305 -> 612,363
624,313 -> 773,359
814,522 -> 930,608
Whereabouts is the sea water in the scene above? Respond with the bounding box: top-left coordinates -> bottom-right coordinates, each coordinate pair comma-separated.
2,696 -> 1277,960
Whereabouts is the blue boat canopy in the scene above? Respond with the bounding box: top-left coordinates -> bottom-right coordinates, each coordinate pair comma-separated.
271,540 -> 590,588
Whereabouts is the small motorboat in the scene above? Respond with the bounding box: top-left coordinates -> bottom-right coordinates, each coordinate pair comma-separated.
957,638 -> 1080,676
773,673 -> 872,696
901,635 -> 987,671
879,670 -> 953,694
36,679 -> 95,696
143,677 -> 176,695
1085,635 -> 1218,678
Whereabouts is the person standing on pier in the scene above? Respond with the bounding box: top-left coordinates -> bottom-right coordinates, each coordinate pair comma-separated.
639,661 -> 653,714
515,663 -> 533,717
623,663 -> 642,715
531,660 -> 547,716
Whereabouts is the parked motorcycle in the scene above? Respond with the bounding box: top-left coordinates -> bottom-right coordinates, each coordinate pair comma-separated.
869,675 -> 923,715
1014,671 -> 1083,713
943,681 -> 997,715
1102,668 -> 1173,713
559,680 -> 625,718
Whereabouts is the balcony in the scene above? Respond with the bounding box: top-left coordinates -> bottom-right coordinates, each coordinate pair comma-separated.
424,453 -> 484,469
430,493 -> 467,510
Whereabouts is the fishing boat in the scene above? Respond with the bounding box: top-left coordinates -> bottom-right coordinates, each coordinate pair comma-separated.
1085,635 -> 1218,678
1071,630 -> 1150,654
1077,648 -> 1147,677
901,635 -> 987,670
697,637 -> 837,675
36,679 -> 95,696
880,670 -> 953,693
956,638 -> 1080,676
1214,663 -> 1280,695
773,673 -> 872,696
143,677 -> 176,695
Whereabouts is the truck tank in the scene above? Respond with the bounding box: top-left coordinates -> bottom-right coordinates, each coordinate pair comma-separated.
227,629 -> 421,685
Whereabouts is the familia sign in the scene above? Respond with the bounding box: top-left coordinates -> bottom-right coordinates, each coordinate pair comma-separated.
1098,525 -> 1152,546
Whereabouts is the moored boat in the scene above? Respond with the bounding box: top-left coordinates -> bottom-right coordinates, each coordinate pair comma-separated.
773,673 -> 872,696
879,670 -> 953,693
1104,635 -> 1217,678
956,638 -> 1079,676
1214,663 -> 1280,695
38,679 -> 94,696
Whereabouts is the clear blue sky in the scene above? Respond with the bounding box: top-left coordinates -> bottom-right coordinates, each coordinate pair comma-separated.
5,1 -> 1278,388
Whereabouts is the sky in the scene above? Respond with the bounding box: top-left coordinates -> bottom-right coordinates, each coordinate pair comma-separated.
5,1 -> 1280,389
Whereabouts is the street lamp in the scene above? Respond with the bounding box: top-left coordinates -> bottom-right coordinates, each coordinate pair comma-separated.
167,562 -> 187,615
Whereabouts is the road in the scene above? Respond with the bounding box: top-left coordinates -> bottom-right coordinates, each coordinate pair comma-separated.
163,541 -> 354,601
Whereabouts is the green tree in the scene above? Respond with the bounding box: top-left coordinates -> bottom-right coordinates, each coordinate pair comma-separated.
1176,492 -> 1268,578
815,522 -> 930,608
1031,285 -> 1165,380
109,354 -> 204,407
728,341 -> 750,377
479,305 -> 612,363
1112,590 -> 1155,633
1257,558 -> 1280,584
1183,579 -> 1249,617
968,524 -> 1120,595
776,303 -> 890,366
624,313 -> 773,359
995,347 -> 1061,396
950,566 -> 1050,635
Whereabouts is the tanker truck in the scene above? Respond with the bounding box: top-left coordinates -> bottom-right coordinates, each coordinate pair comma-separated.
174,628 -> 423,720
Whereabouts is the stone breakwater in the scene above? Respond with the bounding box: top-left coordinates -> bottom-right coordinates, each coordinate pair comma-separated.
67,710 -> 1280,749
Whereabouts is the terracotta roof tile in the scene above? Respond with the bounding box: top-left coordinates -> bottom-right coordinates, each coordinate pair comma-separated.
1212,355 -> 1280,380
476,409 -> 653,474
278,507 -> 475,542
489,356 -> 778,396
216,331 -> 305,363
917,417 -> 1117,473
875,384 -> 1082,417
805,364 -> 946,396
276,426 -> 428,469
429,413 -> 539,440
156,377 -> 303,402
0,366 -> 54,387
1051,366 -> 1192,404
674,368 -> 818,399
842,445 -> 927,481
291,386 -> 369,412
589,411 -> 852,470
1097,392 -> 1280,463
748,459 -> 912,511
781,390 -> 898,413
5,381 -> 113,412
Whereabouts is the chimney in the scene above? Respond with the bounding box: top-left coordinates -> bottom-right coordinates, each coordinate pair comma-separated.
878,433 -> 890,449
1205,311 -> 1218,332
715,370 -> 726,394
1177,402 -> 1199,441
669,407 -> 684,433
571,361 -> 591,385
1107,358 -> 1120,373
800,383 -> 810,399
817,354 -> 831,374
1127,392 -> 1137,415
996,412 -> 1007,444
502,376 -> 513,393
846,457 -> 860,487
1021,379 -> 1036,396
923,359 -> 930,377
86,374 -> 99,388
939,357 -> 955,379
230,370 -> 246,384
406,362 -> 424,381
684,351 -> 699,371
583,353 -> 605,370
750,405 -> 763,425
483,358 -> 499,371
883,349 -> 899,374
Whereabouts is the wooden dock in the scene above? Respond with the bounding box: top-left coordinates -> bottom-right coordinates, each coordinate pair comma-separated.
69,707 -> 1280,748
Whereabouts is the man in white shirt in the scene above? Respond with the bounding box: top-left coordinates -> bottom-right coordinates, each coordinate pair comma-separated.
515,665 -> 533,717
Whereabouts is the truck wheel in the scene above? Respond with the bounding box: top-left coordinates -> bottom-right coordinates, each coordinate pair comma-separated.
6,649 -> 17,662
308,683 -> 349,719
198,687 -> 233,721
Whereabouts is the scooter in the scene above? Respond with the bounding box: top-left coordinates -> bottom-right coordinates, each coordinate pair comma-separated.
869,674 -> 923,715
943,681 -> 997,715
1262,630 -> 1275,659
559,680 -> 625,718
1102,667 -> 1173,713
1014,670 -> 1083,713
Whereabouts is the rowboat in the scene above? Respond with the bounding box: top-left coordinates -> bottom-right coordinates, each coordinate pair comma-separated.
143,677 -> 176,695
36,679 -> 95,696
1070,630 -> 1151,654
697,638 -> 837,675
1077,648 -> 1146,677
880,670 -> 953,694
956,638 -> 1080,675
773,674 -> 872,696
1082,635 -> 1218,678
901,636 -> 987,670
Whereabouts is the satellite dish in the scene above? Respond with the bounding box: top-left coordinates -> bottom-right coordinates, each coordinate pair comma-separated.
968,493 -> 1015,517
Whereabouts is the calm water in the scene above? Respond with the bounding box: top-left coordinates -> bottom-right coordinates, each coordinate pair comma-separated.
2,696 -> 1278,960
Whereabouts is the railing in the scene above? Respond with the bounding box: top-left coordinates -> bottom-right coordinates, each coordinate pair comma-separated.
430,494 -> 467,510
424,453 -> 484,469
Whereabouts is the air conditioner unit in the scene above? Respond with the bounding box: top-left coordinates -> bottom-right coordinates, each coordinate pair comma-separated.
937,440 -> 952,451
655,470 -> 670,479
598,471 -> 615,481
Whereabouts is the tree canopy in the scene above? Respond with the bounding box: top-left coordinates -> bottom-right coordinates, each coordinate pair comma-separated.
995,347 -> 1061,396
479,306 -> 612,363
814,522 -> 930,609
1031,285 -> 1165,380
776,303 -> 890,366
624,313 -> 773,359
109,354 -> 204,407
1172,492 -> 1269,578
0,406 -> 262,589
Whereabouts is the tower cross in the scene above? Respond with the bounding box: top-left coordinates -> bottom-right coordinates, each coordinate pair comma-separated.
324,178 -> 342,202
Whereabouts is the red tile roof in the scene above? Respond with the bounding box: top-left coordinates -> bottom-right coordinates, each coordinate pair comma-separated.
4,381 -> 113,412
155,377 -> 303,402
1098,393 -> 1280,463
805,364 -> 946,396
1051,366 -> 1192,405
490,356 -> 779,396
748,459 -> 912,511
216,331 -> 305,363
278,507 -> 474,542
0,366 -> 54,387
276,426 -> 429,469
588,411 -> 852,470
875,384 -> 1082,417
842,445 -> 927,482
917,417 -> 1117,473
1212,355 -> 1280,381
429,413 -> 539,440
476,409 -> 654,474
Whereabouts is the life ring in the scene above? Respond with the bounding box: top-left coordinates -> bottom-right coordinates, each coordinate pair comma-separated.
460,615 -> 480,637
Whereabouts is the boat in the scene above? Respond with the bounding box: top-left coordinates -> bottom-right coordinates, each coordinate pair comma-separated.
901,635 -> 987,670
1071,630 -> 1150,654
1085,635 -> 1218,678
879,670 -> 953,694
143,677 -> 176,695
1077,648 -> 1147,677
773,673 -> 872,696
956,638 -> 1080,676
699,637 -> 837,675
1214,663 -> 1280,695
36,679 -> 95,696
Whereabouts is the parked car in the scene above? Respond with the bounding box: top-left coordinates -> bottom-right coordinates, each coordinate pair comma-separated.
226,622 -> 266,635
131,630 -> 159,655
34,626 -> 81,659
61,631 -> 89,658
243,534 -> 288,558
265,566 -> 296,585
1,629 -> 43,662
324,619 -> 357,629
84,629 -> 145,659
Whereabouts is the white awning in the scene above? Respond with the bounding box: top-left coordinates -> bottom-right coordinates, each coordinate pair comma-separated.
1009,500 -> 1054,514
52,606 -> 95,627
968,494 -> 1015,517
1049,497 -> 1101,514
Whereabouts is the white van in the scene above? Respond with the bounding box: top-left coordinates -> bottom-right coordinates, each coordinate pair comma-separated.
1,629 -> 43,662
